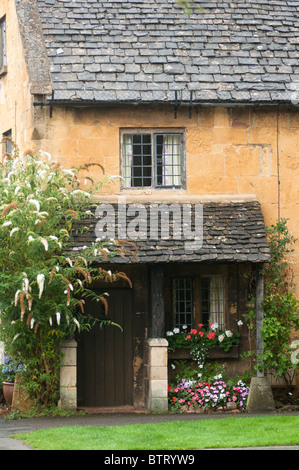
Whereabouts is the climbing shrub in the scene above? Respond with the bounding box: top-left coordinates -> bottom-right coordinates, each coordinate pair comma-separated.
244,219 -> 299,391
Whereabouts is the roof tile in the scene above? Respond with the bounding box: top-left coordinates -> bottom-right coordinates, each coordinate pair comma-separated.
33,0 -> 299,105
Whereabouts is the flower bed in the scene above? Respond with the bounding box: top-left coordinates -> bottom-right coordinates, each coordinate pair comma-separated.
168,377 -> 249,413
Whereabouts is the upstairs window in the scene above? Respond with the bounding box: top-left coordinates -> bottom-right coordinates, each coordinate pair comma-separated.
2,129 -> 12,154
0,16 -> 6,71
121,131 -> 184,189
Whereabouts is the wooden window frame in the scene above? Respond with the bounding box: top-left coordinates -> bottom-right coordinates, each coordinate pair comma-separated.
171,275 -> 227,331
2,129 -> 12,154
120,128 -> 186,190
0,16 -> 7,75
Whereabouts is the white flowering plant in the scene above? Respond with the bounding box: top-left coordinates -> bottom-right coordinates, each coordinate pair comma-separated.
0,144 -> 132,407
167,323 -> 241,352
166,323 -> 241,378
168,376 -> 249,412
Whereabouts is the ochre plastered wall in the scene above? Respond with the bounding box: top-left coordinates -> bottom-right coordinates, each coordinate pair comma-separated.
29,104 -> 299,297
0,0 -> 33,150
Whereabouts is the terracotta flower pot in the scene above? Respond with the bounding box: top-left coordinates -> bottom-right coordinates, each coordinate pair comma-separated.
3,381 -> 14,406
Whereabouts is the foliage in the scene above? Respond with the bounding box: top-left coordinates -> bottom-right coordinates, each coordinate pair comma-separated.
0,144 -> 132,407
0,355 -> 22,384
243,219 -> 299,390
166,323 -> 241,368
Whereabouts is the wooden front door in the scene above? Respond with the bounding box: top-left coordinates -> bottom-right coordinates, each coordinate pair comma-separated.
77,289 -> 133,407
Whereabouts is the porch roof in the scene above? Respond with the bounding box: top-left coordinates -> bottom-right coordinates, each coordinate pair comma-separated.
70,196 -> 271,264
19,0 -> 299,105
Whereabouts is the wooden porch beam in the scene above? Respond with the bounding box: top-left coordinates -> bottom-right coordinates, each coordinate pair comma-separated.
149,264 -> 165,338
256,263 -> 264,377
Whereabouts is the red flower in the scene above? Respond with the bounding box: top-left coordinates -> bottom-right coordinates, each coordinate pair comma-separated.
207,332 -> 215,340
168,386 -> 172,392
187,335 -> 191,340
190,329 -> 197,335
199,331 -> 204,337
198,323 -> 204,328
172,397 -> 177,402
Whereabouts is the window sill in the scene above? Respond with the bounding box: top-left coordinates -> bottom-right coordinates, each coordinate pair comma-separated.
168,345 -> 239,360
0,66 -> 7,78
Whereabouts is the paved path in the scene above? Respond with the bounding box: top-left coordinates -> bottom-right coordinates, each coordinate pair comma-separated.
1,411 -> 299,451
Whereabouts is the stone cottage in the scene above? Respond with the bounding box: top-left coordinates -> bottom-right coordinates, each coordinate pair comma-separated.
0,0 -> 298,411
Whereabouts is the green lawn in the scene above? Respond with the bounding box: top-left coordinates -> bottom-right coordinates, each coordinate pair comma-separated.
12,415 -> 299,450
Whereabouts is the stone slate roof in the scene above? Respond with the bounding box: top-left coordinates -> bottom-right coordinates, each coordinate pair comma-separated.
31,0 -> 299,106
70,200 -> 271,264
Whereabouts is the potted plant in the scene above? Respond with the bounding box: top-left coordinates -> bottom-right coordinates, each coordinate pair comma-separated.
0,355 -> 23,406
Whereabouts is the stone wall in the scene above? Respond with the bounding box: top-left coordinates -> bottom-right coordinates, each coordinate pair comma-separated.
27,104 -> 299,296
0,0 -> 35,151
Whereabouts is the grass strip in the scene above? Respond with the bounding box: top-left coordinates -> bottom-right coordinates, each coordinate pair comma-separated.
11,414 -> 299,450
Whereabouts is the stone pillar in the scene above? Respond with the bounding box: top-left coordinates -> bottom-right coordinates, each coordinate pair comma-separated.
247,265 -> 275,412
59,338 -> 77,410
144,338 -> 168,412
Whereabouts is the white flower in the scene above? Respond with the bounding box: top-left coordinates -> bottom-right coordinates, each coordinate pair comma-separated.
66,257 -> 73,267
171,363 -> 176,369
39,237 -> 48,251
166,331 -> 174,336
56,312 -> 61,325
40,151 -> 52,161
237,320 -> 243,327
14,290 -> 20,306
49,316 -> 52,326
210,322 -> 219,331
173,328 -> 180,334
218,334 -> 225,343
28,198 -> 40,212
63,169 -> 75,177
182,324 -> 188,330
30,318 -> 35,329
38,211 -> 49,218
37,273 -> 45,299
10,227 -> 19,237
2,221 -> 12,227
225,330 -> 233,337
22,277 -> 29,292
73,318 -> 80,330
